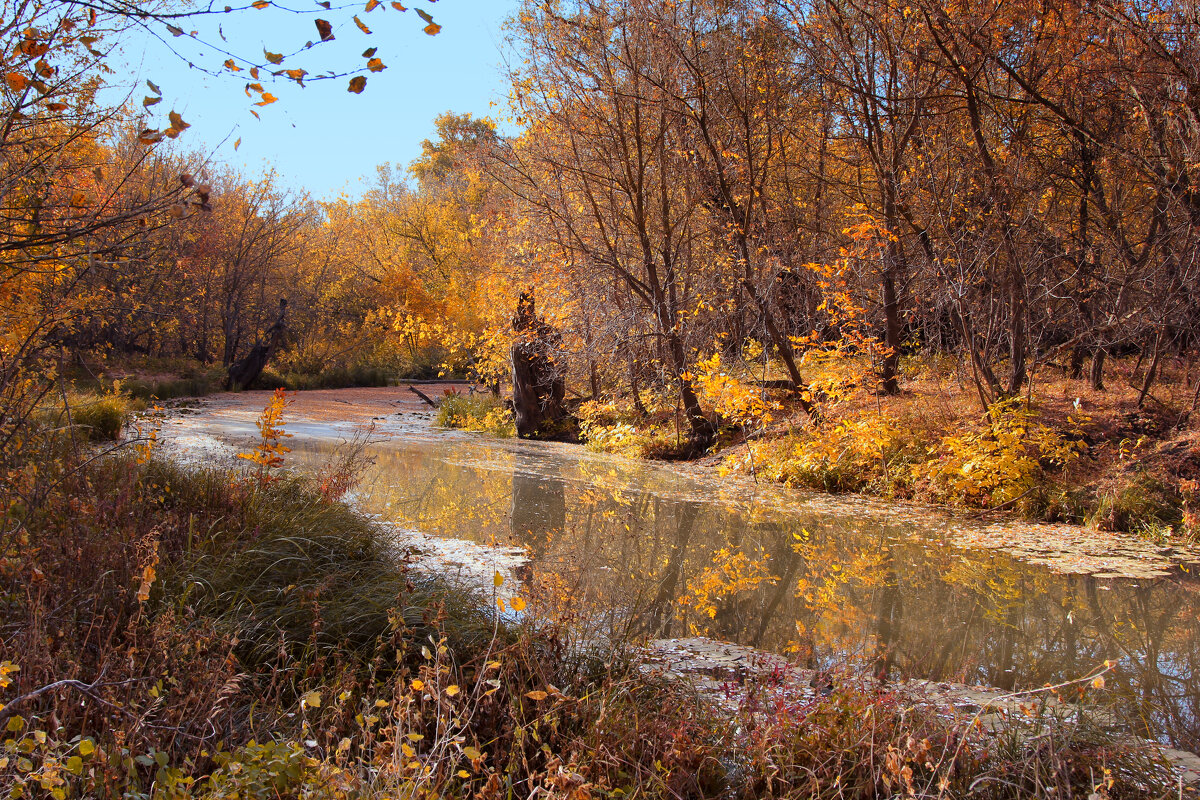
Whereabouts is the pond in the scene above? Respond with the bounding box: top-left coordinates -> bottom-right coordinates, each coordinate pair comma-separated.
163,389 -> 1200,752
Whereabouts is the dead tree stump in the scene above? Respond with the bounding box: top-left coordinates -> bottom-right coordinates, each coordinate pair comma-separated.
226,298 -> 288,390
510,292 -> 567,439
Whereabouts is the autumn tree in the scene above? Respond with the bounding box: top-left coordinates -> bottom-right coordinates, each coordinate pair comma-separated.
501,0 -> 723,445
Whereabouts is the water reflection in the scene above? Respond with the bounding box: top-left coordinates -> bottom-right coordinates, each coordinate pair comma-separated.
282,431 -> 1200,750
510,457 -> 564,560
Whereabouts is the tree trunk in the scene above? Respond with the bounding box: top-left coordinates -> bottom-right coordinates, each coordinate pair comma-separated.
741,280 -> 815,415
1089,348 -> 1107,391
225,298 -> 287,390
880,267 -> 902,394
510,292 -> 569,439
1137,328 -> 1164,409
1069,346 -> 1086,379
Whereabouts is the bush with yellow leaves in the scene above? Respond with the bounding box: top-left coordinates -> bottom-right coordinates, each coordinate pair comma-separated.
910,398 -> 1083,508
732,416 -> 922,495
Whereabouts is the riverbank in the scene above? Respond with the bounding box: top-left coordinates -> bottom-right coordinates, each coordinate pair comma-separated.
152,391 -> 1200,754
552,355 -> 1200,556
5,392 -> 1196,797
427,390 -> 1200,580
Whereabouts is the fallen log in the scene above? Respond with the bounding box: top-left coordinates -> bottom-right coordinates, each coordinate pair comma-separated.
409,386 -> 438,407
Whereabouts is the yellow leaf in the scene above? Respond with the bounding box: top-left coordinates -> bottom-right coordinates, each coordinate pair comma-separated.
462,745 -> 482,760
423,22 -> 441,35
78,739 -> 95,757
264,50 -> 283,65
137,564 -> 156,602
401,743 -> 415,757
445,684 -> 460,696
410,679 -> 424,691
511,596 -> 526,612
354,15 -> 372,34
365,0 -> 380,9
1091,676 -> 1105,690
496,598 -> 506,612
493,571 -> 504,587
367,57 -> 385,72
252,0 -> 269,7
223,58 -> 241,72
525,690 -> 548,701
457,769 -> 471,778
301,690 -> 321,708
255,93 -> 278,106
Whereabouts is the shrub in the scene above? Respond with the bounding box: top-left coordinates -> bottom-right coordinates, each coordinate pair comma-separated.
735,416 -> 923,495
578,399 -> 694,458
910,398 -> 1083,508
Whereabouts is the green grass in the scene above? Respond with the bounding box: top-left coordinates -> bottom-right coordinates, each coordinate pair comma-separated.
122,373 -> 224,400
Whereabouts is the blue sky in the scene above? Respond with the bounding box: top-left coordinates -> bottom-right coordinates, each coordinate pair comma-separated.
110,0 -> 520,199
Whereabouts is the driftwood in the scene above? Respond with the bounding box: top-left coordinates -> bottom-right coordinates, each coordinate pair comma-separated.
510,292 -> 567,438
225,298 -> 287,390
409,386 -> 438,407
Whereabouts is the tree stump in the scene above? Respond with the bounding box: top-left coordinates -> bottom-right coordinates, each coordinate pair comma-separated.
510,292 -> 568,438
226,298 -> 288,390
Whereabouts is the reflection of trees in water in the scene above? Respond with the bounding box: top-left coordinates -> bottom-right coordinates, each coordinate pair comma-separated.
873,547 -> 901,682
358,445 -> 516,542
335,438 -> 1200,748
631,500 -> 699,639
510,460 -> 566,561
1080,579 -> 1200,751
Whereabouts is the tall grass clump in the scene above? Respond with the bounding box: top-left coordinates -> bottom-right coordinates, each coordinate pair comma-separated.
437,391 -> 516,437
34,389 -> 142,441
184,474 -> 500,672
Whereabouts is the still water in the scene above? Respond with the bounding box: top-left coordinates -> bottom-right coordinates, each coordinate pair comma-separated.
189,409 -> 1200,750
